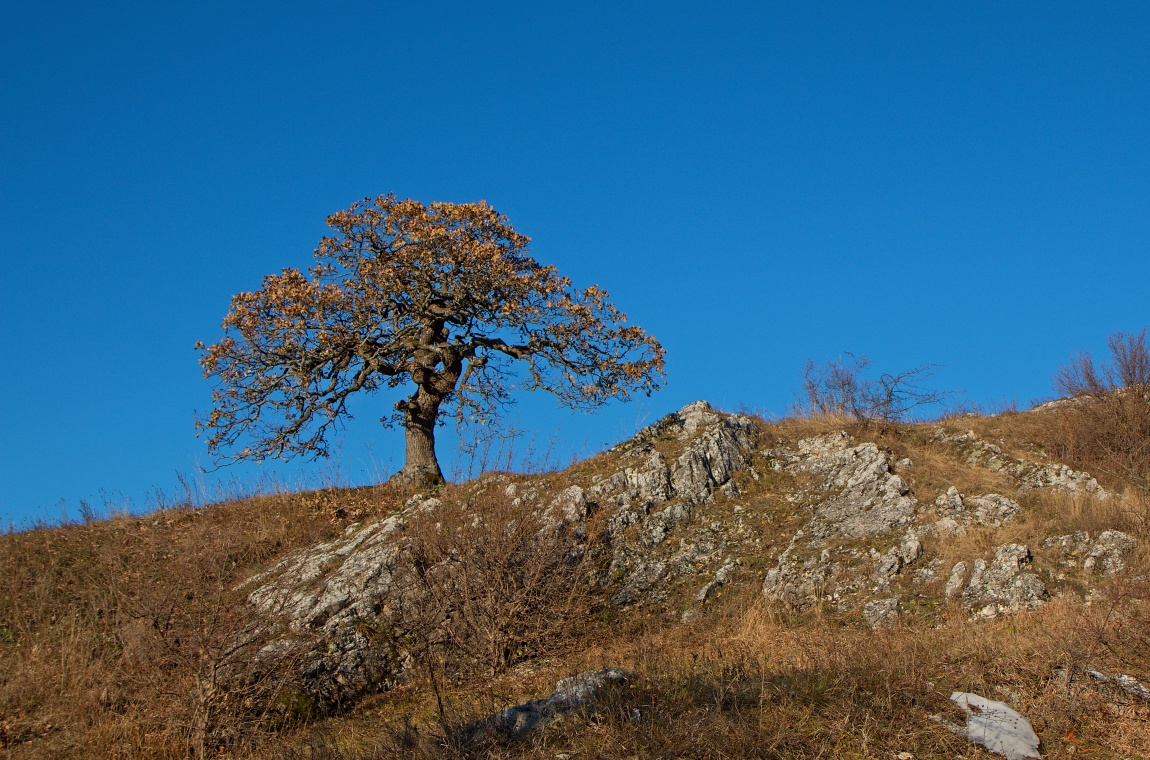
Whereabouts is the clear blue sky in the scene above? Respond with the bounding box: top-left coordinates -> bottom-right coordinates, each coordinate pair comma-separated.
3,2 -> 1149,526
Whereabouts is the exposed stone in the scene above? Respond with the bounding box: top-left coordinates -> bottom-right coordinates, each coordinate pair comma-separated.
695,560 -> 736,602
769,433 -> 917,540
670,413 -> 757,506
610,559 -> 668,607
547,486 -> 588,523
597,402 -> 758,607
874,529 -> 924,586
911,559 -> 941,584
463,668 -> 633,742
961,544 -> 1047,618
763,434 -> 923,610
762,532 -> 837,608
1042,530 -> 1136,576
1031,396 -> 1087,412
241,496 -> 444,704
934,487 -> 1021,527
940,691 -> 1041,760
863,597 -> 900,628
235,399 -> 1138,716
1088,670 -> 1150,701
944,562 -> 968,599
932,428 -> 1107,498
1019,463 -> 1104,496
589,451 -> 672,509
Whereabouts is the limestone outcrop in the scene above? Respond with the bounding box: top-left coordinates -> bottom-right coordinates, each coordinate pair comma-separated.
762,432 -> 924,612
239,497 -> 441,704
932,428 -> 1108,497
1042,530 -> 1136,576
593,401 -> 758,606
235,401 -> 1134,708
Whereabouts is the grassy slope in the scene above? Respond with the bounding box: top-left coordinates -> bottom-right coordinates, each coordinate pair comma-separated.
2,408 -> 1149,759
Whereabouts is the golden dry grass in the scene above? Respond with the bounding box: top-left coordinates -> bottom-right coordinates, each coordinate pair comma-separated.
3,406 -> 1150,758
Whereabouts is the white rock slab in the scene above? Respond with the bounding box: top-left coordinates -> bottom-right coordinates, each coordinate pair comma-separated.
945,691 -> 1041,759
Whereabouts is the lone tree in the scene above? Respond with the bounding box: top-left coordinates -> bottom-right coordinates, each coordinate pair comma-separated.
197,195 -> 665,484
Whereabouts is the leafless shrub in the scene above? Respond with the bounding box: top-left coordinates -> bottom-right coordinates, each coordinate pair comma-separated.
451,420 -> 563,482
1057,329 -> 1150,396
1047,329 -> 1150,494
799,353 -> 952,425
388,487 -> 597,734
400,490 -> 595,676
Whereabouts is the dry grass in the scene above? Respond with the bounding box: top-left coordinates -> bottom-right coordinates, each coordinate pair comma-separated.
4,404 -> 1150,758
0,483 -> 411,758
238,588 -> 1150,759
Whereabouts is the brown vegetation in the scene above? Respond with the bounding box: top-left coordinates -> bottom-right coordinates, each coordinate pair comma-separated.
0,484 -> 408,758
4,382 -> 1150,757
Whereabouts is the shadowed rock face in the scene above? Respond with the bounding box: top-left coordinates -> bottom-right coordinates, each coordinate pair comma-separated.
462,668 -> 633,743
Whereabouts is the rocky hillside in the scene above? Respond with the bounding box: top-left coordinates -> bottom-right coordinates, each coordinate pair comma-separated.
2,401 -> 1148,758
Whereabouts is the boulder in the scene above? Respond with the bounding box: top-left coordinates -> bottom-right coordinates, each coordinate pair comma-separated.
1042,530 -> 1136,576
941,691 -> 1041,760
463,668 -> 633,742
863,597 -> 900,628
961,544 -> 1047,618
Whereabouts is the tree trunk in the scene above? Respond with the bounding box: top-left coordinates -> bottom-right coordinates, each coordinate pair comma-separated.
396,391 -> 445,485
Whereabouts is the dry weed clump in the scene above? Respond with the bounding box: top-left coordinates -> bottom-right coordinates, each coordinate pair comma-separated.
390,488 -> 599,726
1041,329 -> 1150,495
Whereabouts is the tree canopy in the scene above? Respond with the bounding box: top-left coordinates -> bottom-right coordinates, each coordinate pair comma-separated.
197,195 -> 666,483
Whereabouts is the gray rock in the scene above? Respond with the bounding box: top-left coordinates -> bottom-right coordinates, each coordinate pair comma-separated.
966,494 -> 1022,526
863,597 -> 900,628
874,529 -> 925,585
240,497 -> 443,704
1042,530 -> 1136,575
934,487 -> 1021,527
548,486 -> 588,523
962,544 -> 1047,618
464,668 -> 633,742
670,411 -> 757,506
944,561 -> 968,599
598,402 -> 758,607
1019,462 -> 1104,496
941,691 -> 1041,759
1088,670 -> 1150,701
695,560 -> 736,602
763,434 -> 923,609
611,559 -> 667,606
762,532 -> 838,608
932,428 -> 1107,498
771,433 -> 918,540
590,451 -> 672,509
